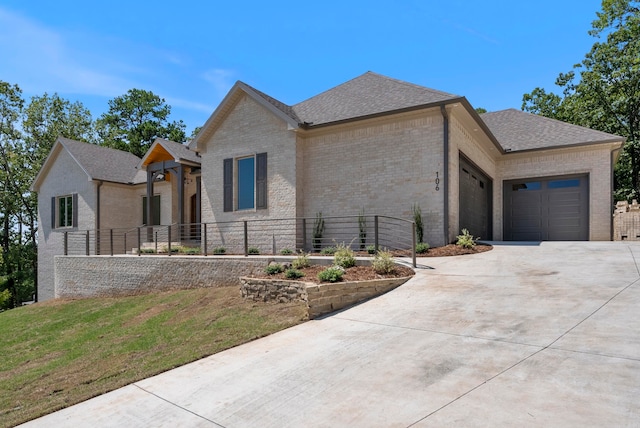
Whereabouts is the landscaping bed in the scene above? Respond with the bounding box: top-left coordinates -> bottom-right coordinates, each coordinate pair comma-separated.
249,263 -> 415,284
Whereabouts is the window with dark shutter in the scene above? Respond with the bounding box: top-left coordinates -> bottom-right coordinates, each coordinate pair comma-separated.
256,152 -> 267,209
223,158 -> 233,212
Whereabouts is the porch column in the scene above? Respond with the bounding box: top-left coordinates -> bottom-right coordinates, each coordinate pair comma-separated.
195,176 -> 201,224
146,170 -> 154,242
177,165 -> 185,226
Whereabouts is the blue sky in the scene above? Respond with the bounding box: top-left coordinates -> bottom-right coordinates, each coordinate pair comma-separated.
0,0 -> 604,136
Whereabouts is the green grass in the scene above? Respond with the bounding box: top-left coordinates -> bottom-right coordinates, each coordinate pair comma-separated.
0,287 -> 307,427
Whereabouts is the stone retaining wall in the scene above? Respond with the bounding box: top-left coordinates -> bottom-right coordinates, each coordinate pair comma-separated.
240,276 -> 412,319
54,256 -> 270,299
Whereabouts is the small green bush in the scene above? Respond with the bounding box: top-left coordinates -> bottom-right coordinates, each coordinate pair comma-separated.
334,243 -> 356,268
140,248 -> 156,254
366,245 -> 377,255
413,203 -> 424,243
179,247 -> 201,255
456,229 -> 477,249
372,250 -> 396,274
416,242 -> 430,254
279,248 -> 294,255
285,268 -> 305,279
248,247 -> 260,255
292,251 -> 310,269
317,266 -> 345,283
320,246 -> 336,255
212,246 -> 226,255
264,263 -> 284,275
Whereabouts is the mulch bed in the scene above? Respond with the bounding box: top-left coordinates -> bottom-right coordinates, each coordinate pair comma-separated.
251,244 -> 492,284
251,264 -> 415,284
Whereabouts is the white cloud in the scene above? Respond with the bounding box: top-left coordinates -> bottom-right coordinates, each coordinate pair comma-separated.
202,68 -> 235,97
0,7 -> 136,97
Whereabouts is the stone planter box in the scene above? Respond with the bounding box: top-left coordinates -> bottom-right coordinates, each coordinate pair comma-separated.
240,276 -> 412,319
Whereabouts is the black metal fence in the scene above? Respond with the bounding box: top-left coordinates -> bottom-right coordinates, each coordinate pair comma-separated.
63,215 -> 417,267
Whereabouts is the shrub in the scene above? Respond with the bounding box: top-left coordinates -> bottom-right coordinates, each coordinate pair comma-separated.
372,250 -> 396,274
358,208 -> 367,250
366,245 -> 377,255
140,248 -> 156,254
212,246 -> 226,255
413,203 -> 424,243
313,212 -> 324,251
292,251 -> 310,269
334,243 -> 356,268
280,248 -> 294,255
416,242 -> 430,254
248,247 -> 260,255
179,246 -> 201,255
264,263 -> 284,275
320,246 -> 336,255
318,266 -> 345,283
456,229 -> 477,249
285,268 -> 305,279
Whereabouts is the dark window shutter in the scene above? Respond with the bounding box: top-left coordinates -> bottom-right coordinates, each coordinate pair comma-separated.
256,153 -> 267,209
51,197 -> 56,228
223,158 -> 233,212
72,193 -> 78,228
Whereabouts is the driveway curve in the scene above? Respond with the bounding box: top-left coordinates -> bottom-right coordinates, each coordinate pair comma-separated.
20,242 -> 640,427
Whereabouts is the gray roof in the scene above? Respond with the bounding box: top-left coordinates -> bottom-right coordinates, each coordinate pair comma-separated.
59,137 -> 144,184
154,138 -> 201,165
481,109 -> 624,152
292,71 -> 461,126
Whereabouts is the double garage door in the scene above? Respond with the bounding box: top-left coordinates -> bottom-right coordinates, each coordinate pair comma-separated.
503,175 -> 589,241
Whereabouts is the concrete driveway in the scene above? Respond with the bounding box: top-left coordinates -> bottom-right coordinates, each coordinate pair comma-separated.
21,242 -> 640,427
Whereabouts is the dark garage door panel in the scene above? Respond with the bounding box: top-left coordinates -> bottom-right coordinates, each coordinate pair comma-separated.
459,158 -> 491,240
504,175 -> 588,241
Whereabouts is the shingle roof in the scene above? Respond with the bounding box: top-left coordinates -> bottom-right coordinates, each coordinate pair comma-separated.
242,83 -> 302,124
481,109 -> 624,152
58,137 -> 144,184
292,71 -> 461,126
154,138 -> 201,165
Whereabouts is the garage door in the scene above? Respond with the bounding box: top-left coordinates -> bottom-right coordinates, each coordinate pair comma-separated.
459,158 -> 491,240
503,175 -> 589,241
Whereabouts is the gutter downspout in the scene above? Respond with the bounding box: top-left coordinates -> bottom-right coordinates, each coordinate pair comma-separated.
96,180 -> 103,255
440,105 -> 450,245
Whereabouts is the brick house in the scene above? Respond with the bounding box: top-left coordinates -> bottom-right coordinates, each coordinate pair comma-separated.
32,71 -> 625,301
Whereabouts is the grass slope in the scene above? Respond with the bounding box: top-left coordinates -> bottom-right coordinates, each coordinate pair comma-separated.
0,286 -> 307,427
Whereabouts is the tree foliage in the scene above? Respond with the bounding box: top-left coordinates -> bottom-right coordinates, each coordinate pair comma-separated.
0,84 -> 97,308
0,83 -> 192,308
96,89 -> 187,157
523,0 -> 640,201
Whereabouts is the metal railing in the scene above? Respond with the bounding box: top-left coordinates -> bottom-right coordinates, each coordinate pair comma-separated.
62,215 -> 417,267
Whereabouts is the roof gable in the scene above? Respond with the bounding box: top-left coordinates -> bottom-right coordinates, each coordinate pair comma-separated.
292,71 -> 461,126
189,82 -> 300,151
140,138 -> 200,168
481,109 -> 625,152
32,137 -> 143,191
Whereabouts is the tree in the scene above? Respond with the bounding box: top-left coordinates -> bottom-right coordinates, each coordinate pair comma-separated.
97,89 -> 187,157
0,81 -> 26,307
523,0 -> 640,201
0,84 -> 96,307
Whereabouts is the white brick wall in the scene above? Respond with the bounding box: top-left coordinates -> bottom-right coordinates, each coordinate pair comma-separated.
300,109 -> 447,247
199,94 -> 299,251
37,148 -> 96,301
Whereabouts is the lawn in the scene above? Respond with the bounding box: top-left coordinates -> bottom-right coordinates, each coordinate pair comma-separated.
0,286 -> 307,427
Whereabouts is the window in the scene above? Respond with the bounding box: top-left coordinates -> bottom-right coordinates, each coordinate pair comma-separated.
548,179 -> 580,189
142,195 -> 161,225
224,153 -> 267,212
512,182 -> 541,191
237,157 -> 255,210
52,194 -> 77,229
